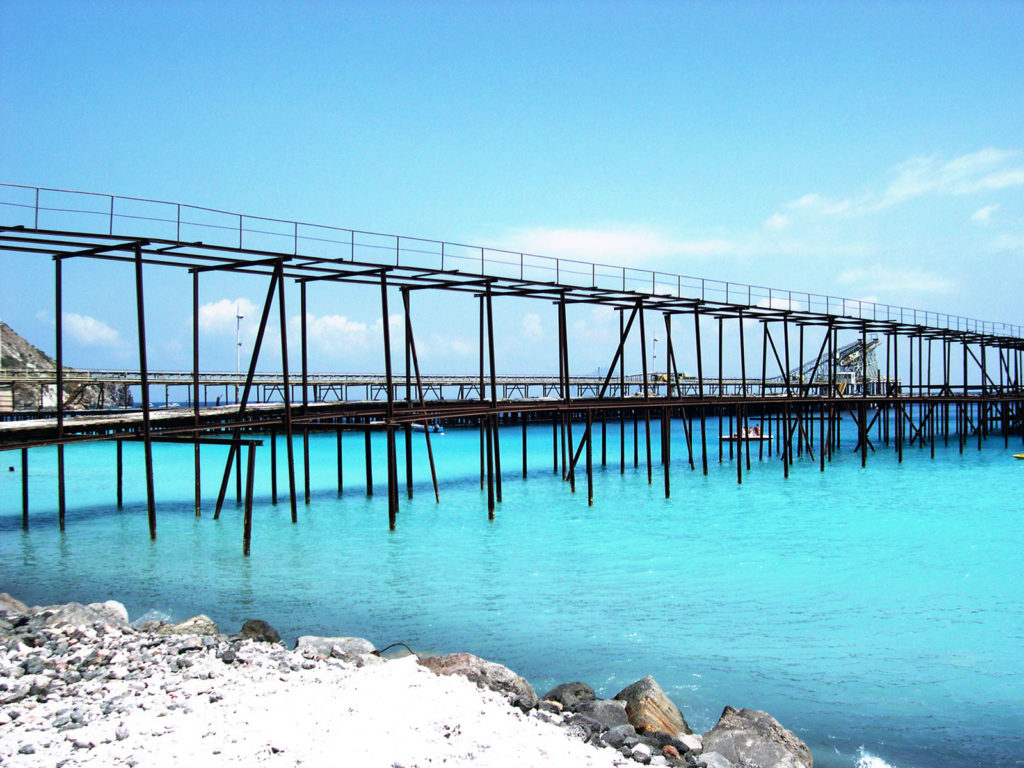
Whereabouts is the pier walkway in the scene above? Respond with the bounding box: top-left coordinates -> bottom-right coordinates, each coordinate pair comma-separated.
1,184 -> 1021,553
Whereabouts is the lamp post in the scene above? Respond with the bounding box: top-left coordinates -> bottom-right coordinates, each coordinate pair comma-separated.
235,304 -> 244,403
652,335 -> 658,391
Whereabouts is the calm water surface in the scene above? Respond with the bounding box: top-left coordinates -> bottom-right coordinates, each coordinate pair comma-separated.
2,414 -> 1022,768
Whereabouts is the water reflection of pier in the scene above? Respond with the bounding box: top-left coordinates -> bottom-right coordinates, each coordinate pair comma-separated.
1,185 -> 1021,554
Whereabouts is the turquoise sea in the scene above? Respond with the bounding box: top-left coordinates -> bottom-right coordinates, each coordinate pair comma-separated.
2,413 -> 1022,768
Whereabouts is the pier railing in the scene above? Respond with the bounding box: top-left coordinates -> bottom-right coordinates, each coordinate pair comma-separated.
2,183 -> 1020,339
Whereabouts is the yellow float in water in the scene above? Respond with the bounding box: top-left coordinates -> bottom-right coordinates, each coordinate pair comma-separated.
1015,454 -> 1024,460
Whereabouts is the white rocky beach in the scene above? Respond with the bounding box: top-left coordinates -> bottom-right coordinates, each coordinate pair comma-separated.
0,594 -> 812,768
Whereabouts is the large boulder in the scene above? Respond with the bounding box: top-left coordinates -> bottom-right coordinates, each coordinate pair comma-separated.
156,614 -> 219,636
699,752 -> 737,768
88,601 -> 130,626
37,601 -> 129,629
541,681 -> 596,710
418,652 -> 537,711
701,707 -> 812,768
614,675 -> 691,735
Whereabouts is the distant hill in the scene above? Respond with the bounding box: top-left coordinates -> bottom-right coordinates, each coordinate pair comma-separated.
0,321 -> 132,410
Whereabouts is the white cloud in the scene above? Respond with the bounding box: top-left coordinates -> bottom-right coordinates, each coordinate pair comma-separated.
838,266 -> 956,295
62,313 -> 121,347
502,226 -> 735,264
781,148 -> 1024,221
198,298 -> 258,335
303,313 -> 371,353
763,213 -> 789,231
521,312 -> 544,341
970,204 -> 1000,226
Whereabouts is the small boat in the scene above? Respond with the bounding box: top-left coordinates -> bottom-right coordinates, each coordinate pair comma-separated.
720,430 -> 773,443
412,422 -> 444,434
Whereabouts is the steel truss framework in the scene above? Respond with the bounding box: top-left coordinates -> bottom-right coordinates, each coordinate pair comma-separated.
1,224 -> 1022,555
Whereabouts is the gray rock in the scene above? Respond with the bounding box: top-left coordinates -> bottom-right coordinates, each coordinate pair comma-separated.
294,635 -> 374,659
28,675 -> 51,696
239,619 -> 281,644
116,726 -> 130,741
0,685 -> 29,704
697,751 -> 737,768
156,615 -> 219,636
575,698 -> 630,730
541,681 -> 596,710
37,602 -> 120,630
677,733 -> 703,753
87,601 -> 130,627
532,708 -> 561,725
418,652 -> 537,711
564,713 -> 604,743
632,743 -> 653,764
701,707 -> 812,768
602,723 -> 639,748
0,593 -> 30,614
614,675 -> 691,735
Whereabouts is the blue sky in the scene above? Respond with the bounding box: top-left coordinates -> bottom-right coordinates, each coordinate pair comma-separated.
1,0 -> 1022,376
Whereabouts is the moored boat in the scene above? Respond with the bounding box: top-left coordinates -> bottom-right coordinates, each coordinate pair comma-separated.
720,428 -> 772,443
412,422 -> 444,434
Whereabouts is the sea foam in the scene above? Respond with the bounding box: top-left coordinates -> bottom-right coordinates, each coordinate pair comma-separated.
856,747 -> 897,768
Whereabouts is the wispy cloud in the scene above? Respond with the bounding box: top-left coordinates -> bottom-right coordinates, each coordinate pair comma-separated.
421,332 -> 474,359
879,148 -> 1024,208
501,226 -> 735,264
970,204 -> 1000,226
521,312 -> 544,341
838,266 -> 956,295
772,148 -> 1024,222
987,233 -> 1024,252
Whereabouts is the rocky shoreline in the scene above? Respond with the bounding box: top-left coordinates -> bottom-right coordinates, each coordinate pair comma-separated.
0,594 -> 812,768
